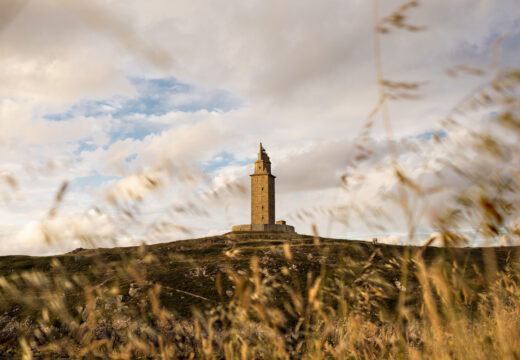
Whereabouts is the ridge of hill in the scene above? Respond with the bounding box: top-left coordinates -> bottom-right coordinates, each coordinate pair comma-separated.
0,232 -> 518,358
0,232 -> 516,317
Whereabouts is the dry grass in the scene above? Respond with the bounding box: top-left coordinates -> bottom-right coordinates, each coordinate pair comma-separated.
0,236 -> 519,359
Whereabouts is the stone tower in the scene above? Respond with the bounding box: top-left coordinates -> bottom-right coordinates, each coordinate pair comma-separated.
251,143 -> 275,224
231,144 -> 295,233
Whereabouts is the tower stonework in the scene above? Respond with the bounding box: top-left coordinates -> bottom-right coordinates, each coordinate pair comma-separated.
232,143 -> 295,233
251,143 -> 275,224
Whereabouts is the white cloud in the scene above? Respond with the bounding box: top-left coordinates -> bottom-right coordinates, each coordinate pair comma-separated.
1,210 -> 116,256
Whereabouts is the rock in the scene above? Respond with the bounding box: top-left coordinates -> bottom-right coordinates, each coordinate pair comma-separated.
129,283 -> 141,297
0,315 -> 11,327
0,316 -> 19,344
326,258 -> 337,265
112,318 -> 129,331
94,321 -> 111,340
104,298 -> 116,311
117,294 -> 132,304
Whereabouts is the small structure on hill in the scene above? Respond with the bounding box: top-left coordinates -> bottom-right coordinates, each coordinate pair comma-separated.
232,143 -> 295,233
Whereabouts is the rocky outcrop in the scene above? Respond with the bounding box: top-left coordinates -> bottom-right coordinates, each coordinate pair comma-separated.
0,315 -> 19,344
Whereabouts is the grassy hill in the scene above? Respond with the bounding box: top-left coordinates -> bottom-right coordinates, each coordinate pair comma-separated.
0,232 -> 519,358
0,232 -> 514,316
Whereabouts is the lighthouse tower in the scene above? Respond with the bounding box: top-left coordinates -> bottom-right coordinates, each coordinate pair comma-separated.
232,143 -> 295,233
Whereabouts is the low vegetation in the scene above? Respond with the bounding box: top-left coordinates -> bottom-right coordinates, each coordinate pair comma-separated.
0,232 -> 519,359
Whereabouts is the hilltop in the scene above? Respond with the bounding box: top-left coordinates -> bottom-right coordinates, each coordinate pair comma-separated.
0,232 -> 518,358
0,232 -> 516,314
0,232 -> 515,316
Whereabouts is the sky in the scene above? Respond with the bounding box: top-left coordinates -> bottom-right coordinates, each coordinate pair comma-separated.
0,0 -> 519,255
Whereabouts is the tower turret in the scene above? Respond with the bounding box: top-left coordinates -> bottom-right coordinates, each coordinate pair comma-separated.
254,143 -> 272,174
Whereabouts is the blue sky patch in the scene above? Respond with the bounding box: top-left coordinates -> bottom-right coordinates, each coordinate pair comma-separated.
45,77 -> 242,148
203,152 -> 253,174
68,174 -> 120,192
44,77 -> 241,121
414,130 -> 447,141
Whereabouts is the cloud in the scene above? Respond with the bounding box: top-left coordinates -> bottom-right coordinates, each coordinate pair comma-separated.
0,0 -> 29,33
56,0 -> 174,70
0,210 -> 116,256
0,1 -> 136,107
1,0 -> 519,254
0,99 -> 111,146
105,170 -> 165,206
376,235 -> 402,245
